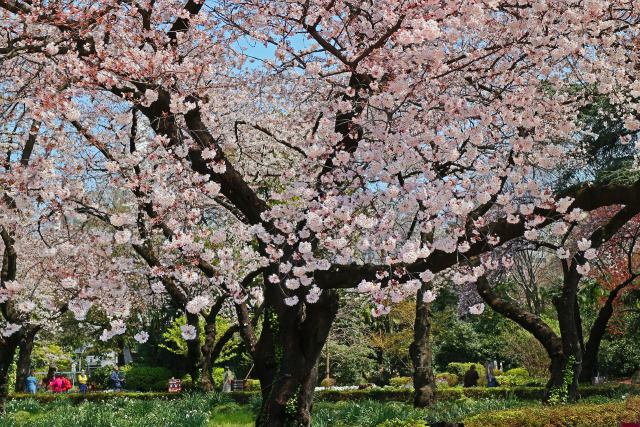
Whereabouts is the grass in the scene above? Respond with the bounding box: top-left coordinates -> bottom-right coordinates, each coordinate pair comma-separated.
1,392 -> 636,426
207,403 -> 253,427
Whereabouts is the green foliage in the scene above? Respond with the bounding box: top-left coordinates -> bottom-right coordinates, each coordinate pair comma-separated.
8,349 -> 18,392
600,335 -> 640,378
212,367 -> 224,389
548,356 -> 575,406
320,377 -> 336,388
464,396 -> 640,427
495,367 -> 538,387
125,366 -> 173,392
181,374 -> 194,390
243,379 -> 260,391
375,418 -> 424,427
4,388 -> 639,427
312,401 -> 424,427
89,365 -> 113,389
388,377 -> 412,388
1,393 -> 225,426
160,315 -> 201,356
32,344 -> 74,371
500,323 -> 553,378
319,342 -> 376,385
435,373 -> 458,387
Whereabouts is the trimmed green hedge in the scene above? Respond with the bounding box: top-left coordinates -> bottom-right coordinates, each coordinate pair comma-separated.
9,392 -> 180,403
9,384 -> 638,405
465,396 -> 640,427
125,366 -> 174,391
230,384 -> 637,404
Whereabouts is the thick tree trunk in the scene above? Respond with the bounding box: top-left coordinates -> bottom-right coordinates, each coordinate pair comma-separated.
255,288 -> 339,427
0,338 -> 19,414
200,325 -> 239,391
553,269 -> 582,402
185,312 -> 202,382
579,279 -> 631,383
410,283 -> 436,408
200,318 -> 216,392
14,327 -> 38,393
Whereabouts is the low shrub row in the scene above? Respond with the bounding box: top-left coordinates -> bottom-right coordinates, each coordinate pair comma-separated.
314,384 -> 639,403
9,392 -> 181,403
464,396 -> 640,427
9,383 -> 638,405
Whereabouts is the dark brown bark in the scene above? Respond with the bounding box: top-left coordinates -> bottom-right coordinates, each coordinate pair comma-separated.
255,286 -> 339,427
0,338 -> 19,414
579,276 -> 636,383
184,312 -> 202,382
14,326 -> 39,392
410,283 -> 436,408
199,297 -> 238,392
553,265 -> 582,402
475,277 -> 566,400
199,315 -> 217,392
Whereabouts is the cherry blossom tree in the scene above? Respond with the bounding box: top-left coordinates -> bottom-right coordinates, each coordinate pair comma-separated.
3,0 -> 640,423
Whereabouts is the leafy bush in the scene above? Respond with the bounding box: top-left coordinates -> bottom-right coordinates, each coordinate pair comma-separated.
90,365 -> 114,389
212,366 -> 224,389
496,367 -> 536,386
125,366 -> 174,392
181,374 -> 194,390
9,392 -> 181,404
316,388 -> 413,403
465,396 -> 640,427
388,377 -> 412,388
446,362 -> 486,386
435,373 -> 458,387
318,342 -> 377,385
320,377 -> 337,388
600,336 -> 640,378
244,378 -> 260,391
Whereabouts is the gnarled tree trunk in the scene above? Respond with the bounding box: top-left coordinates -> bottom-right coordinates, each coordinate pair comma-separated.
199,316 -> 217,392
254,286 -> 339,427
579,277 -> 636,383
185,312 -> 202,382
14,326 -> 39,393
551,268 -> 582,402
475,277 -> 566,402
410,282 -> 436,408
0,338 -> 19,413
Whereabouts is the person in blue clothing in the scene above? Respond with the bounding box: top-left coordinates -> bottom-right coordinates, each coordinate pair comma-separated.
110,365 -> 122,391
25,370 -> 38,394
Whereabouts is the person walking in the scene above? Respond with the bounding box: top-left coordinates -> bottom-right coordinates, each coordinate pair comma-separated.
77,370 -> 88,394
110,366 -> 123,391
222,366 -> 235,393
25,370 -> 38,395
463,365 -> 480,387
485,361 -> 498,387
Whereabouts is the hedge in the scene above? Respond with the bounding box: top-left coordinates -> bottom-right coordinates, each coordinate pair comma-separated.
8,392 -> 181,403
464,396 -> 640,427
9,384 -> 638,405
125,366 -> 174,392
